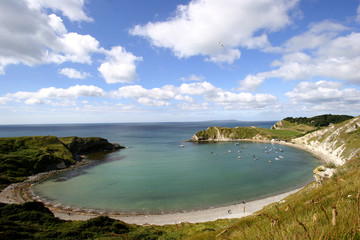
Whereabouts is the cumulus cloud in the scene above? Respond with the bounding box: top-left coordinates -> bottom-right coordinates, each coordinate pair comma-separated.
0,0 -> 99,73
242,20 -> 360,89
180,74 -> 205,82
285,80 -> 360,112
26,0 -> 93,22
111,81 -> 277,109
98,46 -> 143,84
238,74 -> 266,91
49,32 -> 100,64
4,85 -> 104,105
0,0 -> 141,81
130,0 -> 298,63
59,68 -> 91,79
283,20 -> 349,52
0,0 -> 58,71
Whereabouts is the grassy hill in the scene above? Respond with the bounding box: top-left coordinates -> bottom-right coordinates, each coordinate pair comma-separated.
190,126 -> 303,142
190,114 -> 355,143
0,136 -> 122,190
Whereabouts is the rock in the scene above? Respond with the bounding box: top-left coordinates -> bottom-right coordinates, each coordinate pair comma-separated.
313,165 -> 336,184
64,137 -> 124,155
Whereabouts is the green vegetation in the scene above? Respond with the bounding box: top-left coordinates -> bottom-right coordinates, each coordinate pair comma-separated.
192,126 -> 303,142
284,114 -> 353,127
192,114 -> 354,142
0,136 -> 121,190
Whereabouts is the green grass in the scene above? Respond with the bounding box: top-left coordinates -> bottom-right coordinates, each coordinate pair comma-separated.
192,126 -> 303,142
0,136 -> 120,190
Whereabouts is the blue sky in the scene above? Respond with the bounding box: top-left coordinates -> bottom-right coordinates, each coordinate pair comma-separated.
0,0 -> 360,124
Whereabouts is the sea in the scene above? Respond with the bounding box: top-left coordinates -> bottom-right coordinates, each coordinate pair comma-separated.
0,121 -> 320,214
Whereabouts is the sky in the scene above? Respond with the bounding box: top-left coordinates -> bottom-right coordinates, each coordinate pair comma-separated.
0,0 -> 360,124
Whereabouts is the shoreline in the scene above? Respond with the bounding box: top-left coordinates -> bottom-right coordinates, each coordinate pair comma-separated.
0,140 -> 332,225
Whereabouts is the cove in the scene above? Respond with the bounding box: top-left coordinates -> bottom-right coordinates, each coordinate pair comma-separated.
32,141 -> 320,214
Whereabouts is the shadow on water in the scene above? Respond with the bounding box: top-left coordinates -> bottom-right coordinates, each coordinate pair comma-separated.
53,152 -> 126,182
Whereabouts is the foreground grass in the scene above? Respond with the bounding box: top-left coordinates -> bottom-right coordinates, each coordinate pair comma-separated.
184,159 -> 360,239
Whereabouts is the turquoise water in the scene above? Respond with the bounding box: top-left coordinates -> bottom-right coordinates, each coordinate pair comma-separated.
0,121 -> 320,214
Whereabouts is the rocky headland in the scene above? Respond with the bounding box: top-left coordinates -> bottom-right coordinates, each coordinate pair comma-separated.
0,136 -> 124,190
189,115 -> 359,165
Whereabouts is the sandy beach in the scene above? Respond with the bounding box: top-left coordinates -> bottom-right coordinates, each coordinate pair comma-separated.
0,141 -> 331,226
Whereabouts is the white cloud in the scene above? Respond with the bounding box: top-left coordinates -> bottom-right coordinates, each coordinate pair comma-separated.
138,98 -> 171,107
244,21 -> 360,86
0,0 -> 141,81
0,0 -> 58,70
26,0 -> 92,22
98,46 -> 143,84
59,68 -> 91,79
179,81 -> 217,95
239,74 -> 265,91
180,74 -> 205,82
48,14 -> 67,35
5,85 -> 104,105
130,0 -> 298,63
49,32 -> 100,64
285,80 -> 360,112
111,81 -> 277,110
111,85 -> 175,100
283,20 -> 349,52
0,0 -> 99,73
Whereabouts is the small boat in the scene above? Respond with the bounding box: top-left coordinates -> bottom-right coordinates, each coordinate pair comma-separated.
275,158 -> 280,160
178,144 -> 185,148
238,156 -> 241,160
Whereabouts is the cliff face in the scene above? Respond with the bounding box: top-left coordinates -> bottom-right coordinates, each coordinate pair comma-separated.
292,116 -> 360,165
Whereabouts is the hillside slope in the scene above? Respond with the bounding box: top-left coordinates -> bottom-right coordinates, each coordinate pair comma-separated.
0,136 -> 123,189
292,116 -> 360,165
189,126 -> 301,142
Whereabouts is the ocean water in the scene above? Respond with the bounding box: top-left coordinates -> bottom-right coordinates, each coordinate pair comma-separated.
0,121 -> 320,214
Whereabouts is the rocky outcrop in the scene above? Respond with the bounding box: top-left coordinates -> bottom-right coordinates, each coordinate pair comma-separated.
313,165 -> 336,184
189,126 -> 267,142
63,137 -> 124,155
271,120 -> 284,130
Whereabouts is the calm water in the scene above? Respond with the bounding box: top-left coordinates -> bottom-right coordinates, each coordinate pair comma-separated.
0,121 -> 320,213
